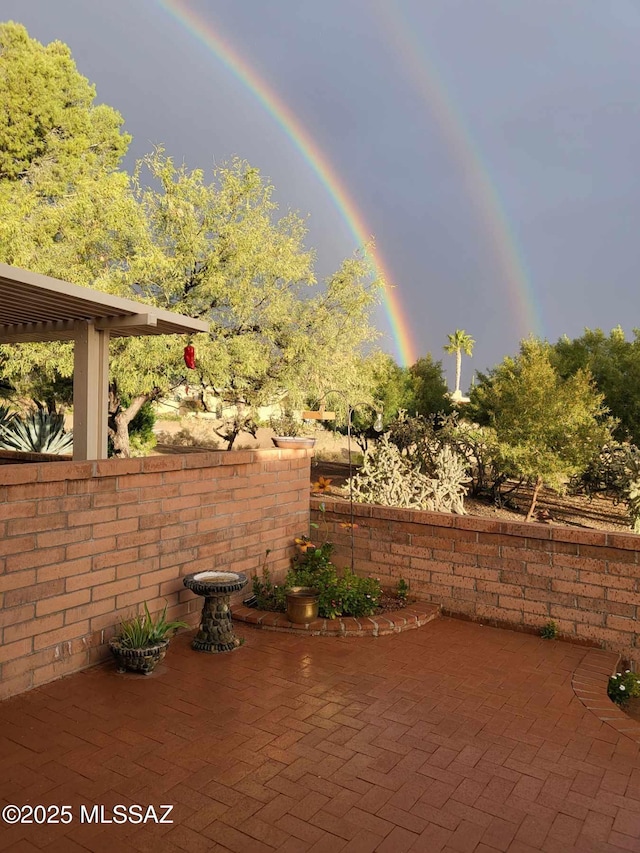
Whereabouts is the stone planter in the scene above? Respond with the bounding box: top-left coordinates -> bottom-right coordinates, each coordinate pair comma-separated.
109,638 -> 169,675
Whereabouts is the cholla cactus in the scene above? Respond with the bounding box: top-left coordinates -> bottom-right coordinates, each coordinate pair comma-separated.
426,445 -> 471,514
627,479 -> 640,533
349,435 -> 470,514
349,435 -> 434,509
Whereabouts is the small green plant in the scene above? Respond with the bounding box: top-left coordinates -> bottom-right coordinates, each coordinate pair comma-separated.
397,578 -> 409,602
115,603 -> 189,649
608,670 -> 640,706
252,552 -> 288,612
540,620 -> 558,639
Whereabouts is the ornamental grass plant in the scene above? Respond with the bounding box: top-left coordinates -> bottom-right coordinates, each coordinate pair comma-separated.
115,603 -> 188,649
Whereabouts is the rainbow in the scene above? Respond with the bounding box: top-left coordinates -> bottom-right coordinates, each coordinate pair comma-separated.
377,3 -> 543,338
156,0 -> 418,367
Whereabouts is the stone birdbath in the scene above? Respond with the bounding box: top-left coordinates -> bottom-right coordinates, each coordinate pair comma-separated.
183,570 -> 248,652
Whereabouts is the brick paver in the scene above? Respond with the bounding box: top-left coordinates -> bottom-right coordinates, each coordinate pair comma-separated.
1,618 -> 639,851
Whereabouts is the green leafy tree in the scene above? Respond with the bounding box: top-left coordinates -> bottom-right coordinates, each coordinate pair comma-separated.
331,352 -> 410,451
0,28 -> 383,456
469,338 -> 613,521
0,22 -> 129,188
444,330 -> 475,398
115,151 -> 382,453
407,354 -> 452,416
552,326 -> 640,446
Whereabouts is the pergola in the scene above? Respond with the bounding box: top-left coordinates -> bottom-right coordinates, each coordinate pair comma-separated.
0,264 -> 209,461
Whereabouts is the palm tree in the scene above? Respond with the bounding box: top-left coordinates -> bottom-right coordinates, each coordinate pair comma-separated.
444,330 -> 475,398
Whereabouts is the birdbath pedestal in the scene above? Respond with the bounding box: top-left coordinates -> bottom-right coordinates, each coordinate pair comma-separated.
183,571 -> 248,652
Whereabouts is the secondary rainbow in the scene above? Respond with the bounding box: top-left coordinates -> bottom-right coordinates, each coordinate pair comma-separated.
156,0 -> 418,367
376,2 -> 543,338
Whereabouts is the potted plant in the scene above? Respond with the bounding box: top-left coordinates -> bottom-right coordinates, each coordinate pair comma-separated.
270,412 -> 316,449
109,602 -> 189,675
286,586 -> 320,624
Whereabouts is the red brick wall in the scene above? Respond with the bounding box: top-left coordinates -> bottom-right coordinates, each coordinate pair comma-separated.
0,449 -> 310,700
311,498 -> 640,661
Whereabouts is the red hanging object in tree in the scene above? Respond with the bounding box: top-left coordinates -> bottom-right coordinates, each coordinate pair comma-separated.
184,344 -> 196,370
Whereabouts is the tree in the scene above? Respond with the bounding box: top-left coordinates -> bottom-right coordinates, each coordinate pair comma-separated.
114,151 -> 382,453
552,327 -> 640,446
0,22 -> 129,189
444,330 -> 475,398
469,338 -> 613,521
0,28 -> 384,456
407,354 -> 452,417
334,352 -> 411,451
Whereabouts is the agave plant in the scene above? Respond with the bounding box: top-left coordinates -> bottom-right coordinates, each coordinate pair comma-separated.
0,405 -> 16,430
0,405 -> 73,454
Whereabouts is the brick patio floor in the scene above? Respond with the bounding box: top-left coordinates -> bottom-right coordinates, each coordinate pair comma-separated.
1,617 -> 640,852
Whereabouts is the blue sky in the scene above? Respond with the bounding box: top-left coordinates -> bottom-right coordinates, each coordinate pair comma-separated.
3,0 -> 640,386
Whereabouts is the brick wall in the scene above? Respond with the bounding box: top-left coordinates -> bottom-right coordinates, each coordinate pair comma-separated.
0,449 -> 311,700
312,498 -> 640,661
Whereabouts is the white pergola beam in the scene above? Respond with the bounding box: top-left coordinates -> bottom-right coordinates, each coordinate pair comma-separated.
0,320 -> 77,343
95,313 -> 157,331
73,321 -> 109,461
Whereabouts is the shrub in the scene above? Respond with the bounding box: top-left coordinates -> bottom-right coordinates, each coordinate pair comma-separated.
570,442 -> 640,533
128,401 -> 157,456
608,670 -> 640,706
253,540 -> 382,620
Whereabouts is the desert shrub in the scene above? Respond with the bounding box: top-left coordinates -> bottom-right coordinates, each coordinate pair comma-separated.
127,401 -> 157,456
570,442 -> 640,532
386,410 -> 506,503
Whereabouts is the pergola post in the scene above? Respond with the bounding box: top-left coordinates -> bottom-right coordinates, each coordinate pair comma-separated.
73,321 -> 109,460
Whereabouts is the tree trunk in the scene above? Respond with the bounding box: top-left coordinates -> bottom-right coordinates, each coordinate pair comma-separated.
455,350 -> 462,395
525,475 -> 544,522
108,386 -> 152,458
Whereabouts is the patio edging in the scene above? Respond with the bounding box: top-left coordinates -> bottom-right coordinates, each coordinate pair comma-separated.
231,602 -> 441,636
572,648 -> 640,744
